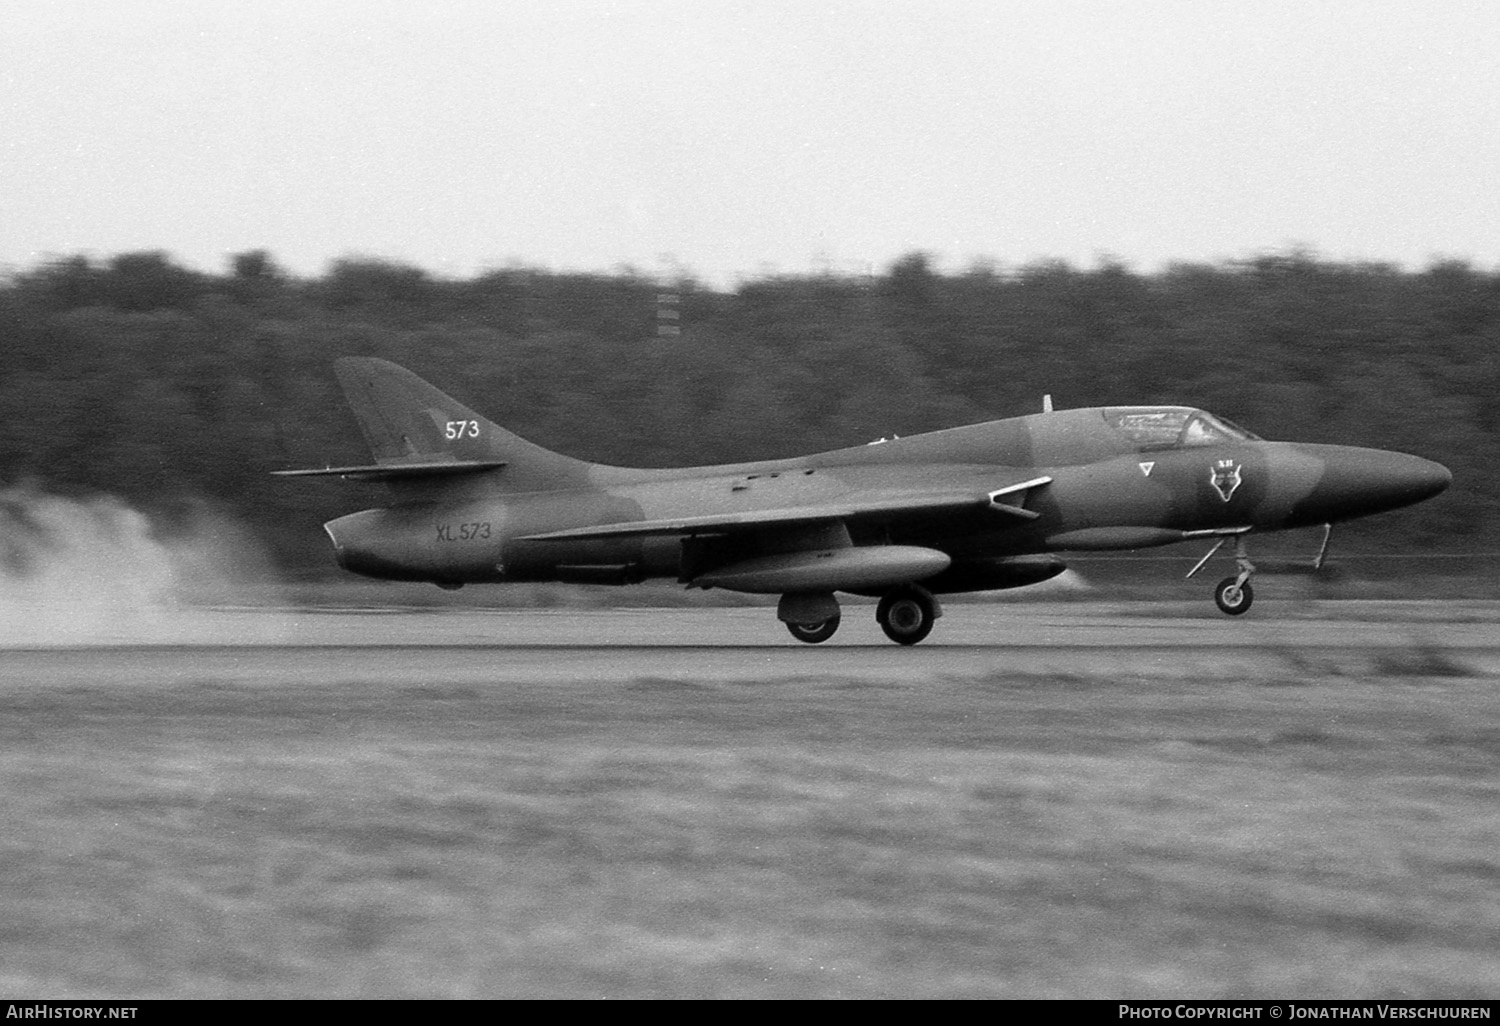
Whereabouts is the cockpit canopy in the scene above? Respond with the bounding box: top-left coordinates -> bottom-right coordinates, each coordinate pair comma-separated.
1104,407 -> 1261,450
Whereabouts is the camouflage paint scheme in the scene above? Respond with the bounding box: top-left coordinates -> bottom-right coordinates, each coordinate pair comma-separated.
276,359 -> 1451,645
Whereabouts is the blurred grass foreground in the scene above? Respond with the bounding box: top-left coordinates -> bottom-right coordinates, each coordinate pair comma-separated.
0,645 -> 1496,998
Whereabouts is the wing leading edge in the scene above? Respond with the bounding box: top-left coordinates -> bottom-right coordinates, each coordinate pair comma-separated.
520,476 -> 1052,542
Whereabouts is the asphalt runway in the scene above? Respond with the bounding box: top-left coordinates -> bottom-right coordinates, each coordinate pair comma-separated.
4,601 -> 1500,685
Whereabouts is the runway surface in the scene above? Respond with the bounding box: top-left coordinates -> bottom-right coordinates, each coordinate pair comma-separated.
5,600 -> 1500,684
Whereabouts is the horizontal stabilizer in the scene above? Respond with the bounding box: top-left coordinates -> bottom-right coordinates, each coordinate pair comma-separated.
272,459 -> 507,482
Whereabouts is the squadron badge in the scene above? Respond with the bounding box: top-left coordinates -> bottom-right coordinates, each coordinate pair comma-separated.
1210,459 -> 1243,502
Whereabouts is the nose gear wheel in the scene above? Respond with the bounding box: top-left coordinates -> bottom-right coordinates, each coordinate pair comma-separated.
1214,577 -> 1254,615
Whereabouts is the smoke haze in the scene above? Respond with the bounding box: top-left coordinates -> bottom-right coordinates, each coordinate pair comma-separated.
0,484 -> 283,646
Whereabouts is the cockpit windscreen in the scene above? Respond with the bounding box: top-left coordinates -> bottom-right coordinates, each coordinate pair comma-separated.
1104,407 -> 1261,450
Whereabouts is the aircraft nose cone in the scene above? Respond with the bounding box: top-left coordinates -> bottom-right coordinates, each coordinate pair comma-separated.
1296,447 -> 1451,523
1414,455 -> 1454,499
1376,452 -> 1452,505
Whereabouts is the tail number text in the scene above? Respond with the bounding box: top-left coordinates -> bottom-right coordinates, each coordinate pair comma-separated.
437,522 -> 491,542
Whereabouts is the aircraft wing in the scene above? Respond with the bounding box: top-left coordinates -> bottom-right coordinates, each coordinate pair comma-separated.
519,476 -> 1051,542
271,459 -> 507,482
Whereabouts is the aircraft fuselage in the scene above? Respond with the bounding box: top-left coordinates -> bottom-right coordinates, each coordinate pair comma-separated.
281,359 -> 1450,643
323,408 -> 1449,590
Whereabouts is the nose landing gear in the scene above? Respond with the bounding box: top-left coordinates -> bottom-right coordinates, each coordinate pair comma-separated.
1213,575 -> 1253,615
1189,531 -> 1256,616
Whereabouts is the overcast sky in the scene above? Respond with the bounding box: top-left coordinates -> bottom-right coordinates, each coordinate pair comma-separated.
4,0 -> 1498,284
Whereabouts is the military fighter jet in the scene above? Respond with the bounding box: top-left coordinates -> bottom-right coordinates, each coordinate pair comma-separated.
275,358 -> 1451,645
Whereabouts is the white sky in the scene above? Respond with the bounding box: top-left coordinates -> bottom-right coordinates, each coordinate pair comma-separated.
4,0 -> 1498,284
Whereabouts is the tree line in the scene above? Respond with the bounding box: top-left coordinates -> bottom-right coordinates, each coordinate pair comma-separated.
1,249 -> 1493,573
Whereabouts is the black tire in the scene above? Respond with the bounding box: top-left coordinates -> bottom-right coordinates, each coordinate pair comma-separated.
877,587 -> 936,645
787,617 -> 840,643
1214,576 -> 1254,616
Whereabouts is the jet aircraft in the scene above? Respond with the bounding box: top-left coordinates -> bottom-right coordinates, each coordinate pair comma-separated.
276,358 -> 1451,645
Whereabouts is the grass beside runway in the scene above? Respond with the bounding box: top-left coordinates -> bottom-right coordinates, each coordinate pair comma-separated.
0,659 -> 1496,998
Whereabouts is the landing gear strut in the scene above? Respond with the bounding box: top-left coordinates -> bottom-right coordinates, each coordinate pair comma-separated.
877,585 -> 939,645
1189,533 -> 1256,616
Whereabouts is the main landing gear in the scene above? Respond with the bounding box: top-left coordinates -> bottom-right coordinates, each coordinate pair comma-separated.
779,585 -> 941,644
876,585 -> 938,645
1189,533 -> 1256,616
786,616 -> 840,644
779,591 -> 843,644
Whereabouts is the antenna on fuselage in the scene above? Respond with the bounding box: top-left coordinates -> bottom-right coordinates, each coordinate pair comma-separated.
1042,394 -> 1054,413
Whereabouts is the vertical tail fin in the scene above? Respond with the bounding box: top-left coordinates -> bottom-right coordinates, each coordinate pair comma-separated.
328,358 -> 596,491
